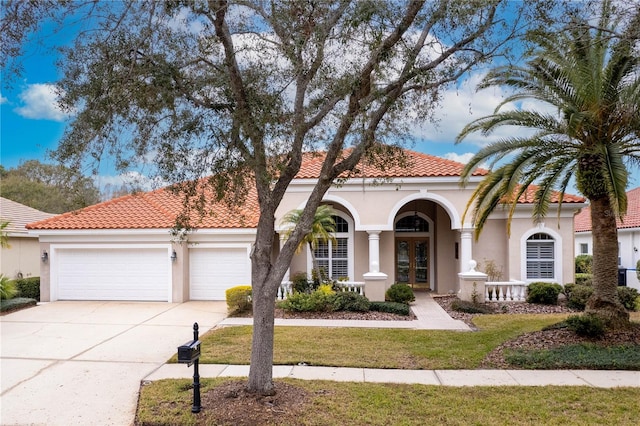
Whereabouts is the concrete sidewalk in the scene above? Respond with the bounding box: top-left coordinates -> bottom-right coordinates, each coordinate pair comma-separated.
219,291 -> 471,331
146,363 -> 640,388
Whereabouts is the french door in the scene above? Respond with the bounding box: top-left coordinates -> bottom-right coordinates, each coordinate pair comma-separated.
395,238 -> 429,287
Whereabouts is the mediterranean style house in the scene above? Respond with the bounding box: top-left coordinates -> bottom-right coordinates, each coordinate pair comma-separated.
1,197 -> 55,279
574,187 -> 640,290
27,149 -> 586,302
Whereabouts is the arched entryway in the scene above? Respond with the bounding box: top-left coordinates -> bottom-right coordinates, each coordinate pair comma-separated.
394,211 -> 434,290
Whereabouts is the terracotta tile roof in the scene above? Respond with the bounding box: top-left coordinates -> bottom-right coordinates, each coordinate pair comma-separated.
295,149 -> 488,179
575,187 -> 640,232
26,184 -> 260,231
26,149 -> 583,231
508,185 -> 585,204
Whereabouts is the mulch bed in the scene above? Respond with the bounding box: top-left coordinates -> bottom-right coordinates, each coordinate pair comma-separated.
433,294 -> 640,369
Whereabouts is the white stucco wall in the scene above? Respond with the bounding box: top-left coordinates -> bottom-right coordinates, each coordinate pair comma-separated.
1,236 -> 42,279
575,228 -> 640,290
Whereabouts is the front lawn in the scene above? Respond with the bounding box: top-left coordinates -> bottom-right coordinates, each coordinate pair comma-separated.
136,378 -> 640,426
169,314 -> 566,370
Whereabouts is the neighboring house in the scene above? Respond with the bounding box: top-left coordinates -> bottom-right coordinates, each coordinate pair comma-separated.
1,197 -> 55,279
574,187 -> 640,290
27,150 -> 585,302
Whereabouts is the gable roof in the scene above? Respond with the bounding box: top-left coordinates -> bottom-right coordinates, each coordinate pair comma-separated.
575,187 -> 640,232
26,149 -> 583,231
0,197 -> 56,236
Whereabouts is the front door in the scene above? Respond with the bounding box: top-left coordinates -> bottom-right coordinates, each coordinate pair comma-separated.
396,238 -> 429,288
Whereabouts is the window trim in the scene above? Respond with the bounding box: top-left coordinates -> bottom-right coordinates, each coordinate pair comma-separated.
520,227 -> 562,283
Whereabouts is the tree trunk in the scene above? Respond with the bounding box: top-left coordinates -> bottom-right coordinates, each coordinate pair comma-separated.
585,196 -> 630,329
247,270 -> 278,395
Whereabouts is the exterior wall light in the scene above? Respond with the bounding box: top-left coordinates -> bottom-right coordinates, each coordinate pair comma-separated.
171,250 -> 177,262
41,250 -> 48,262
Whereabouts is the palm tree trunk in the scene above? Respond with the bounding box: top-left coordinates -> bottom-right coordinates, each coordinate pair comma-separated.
585,196 -> 629,328
309,241 -> 322,285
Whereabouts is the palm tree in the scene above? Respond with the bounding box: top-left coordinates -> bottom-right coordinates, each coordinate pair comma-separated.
280,205 -> 337,284
456,1 -> 640,329
0,221 -> 10,249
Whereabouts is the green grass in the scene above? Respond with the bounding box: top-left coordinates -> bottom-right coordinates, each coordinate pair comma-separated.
136,378 -> 640,426
170,314 -> 567,369
505,344 -> 640,370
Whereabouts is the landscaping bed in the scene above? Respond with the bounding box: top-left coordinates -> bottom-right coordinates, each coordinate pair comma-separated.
433,294 -> 640,369
232,307 -> 416,321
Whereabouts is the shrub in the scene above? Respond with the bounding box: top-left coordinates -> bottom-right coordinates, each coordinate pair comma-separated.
617,287 -> 639,311
450,299 -> 494,314
317,283 -> 335,295
385,283 -> 415,304
0,297 -> 37,313
225,285 -> 252,314
565,314 -> 605,338
481,259 -> 503,281
575,254 -> 593,274
369,301 -> 411,316
14,277 -> 40,301
565,284 -> 594,311
278,289 -> 334,312
330,291 -> 370,312
0,274 -> 18,300
526,282 -> 563,305
575,273 -> 593,287
291,272 -> 314,294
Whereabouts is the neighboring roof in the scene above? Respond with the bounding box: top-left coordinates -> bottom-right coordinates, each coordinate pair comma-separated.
0,197 -> 56,235
575,187 -> 640,232
26,149 -> 583,231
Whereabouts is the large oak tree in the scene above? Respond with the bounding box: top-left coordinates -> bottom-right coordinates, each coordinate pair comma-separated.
3,0 -> 539,394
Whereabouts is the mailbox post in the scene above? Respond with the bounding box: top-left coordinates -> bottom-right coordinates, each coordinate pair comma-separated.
177,322 -> 201,413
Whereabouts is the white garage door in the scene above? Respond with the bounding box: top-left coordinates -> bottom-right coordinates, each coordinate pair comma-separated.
56,247 -> 169,301
189,247 -> 250,300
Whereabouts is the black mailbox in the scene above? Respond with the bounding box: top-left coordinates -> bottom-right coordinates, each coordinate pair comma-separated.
177,339 -> 201,364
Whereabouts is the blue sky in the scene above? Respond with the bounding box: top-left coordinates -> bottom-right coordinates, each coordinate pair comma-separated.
1,8 -> 638,194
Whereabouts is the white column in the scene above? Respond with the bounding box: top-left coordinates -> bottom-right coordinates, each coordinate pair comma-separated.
367,230 -> 381,273
363,230 -> 388,302
460,228 -> 474,273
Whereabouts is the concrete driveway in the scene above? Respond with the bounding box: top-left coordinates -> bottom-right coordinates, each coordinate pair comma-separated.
0,301 -> 228,426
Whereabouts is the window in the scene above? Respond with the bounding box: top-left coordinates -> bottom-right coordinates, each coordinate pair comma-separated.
313,215 -> 350,280
580,243 -> 588,254
526,233 -> 555,279
395,215 -> 429,232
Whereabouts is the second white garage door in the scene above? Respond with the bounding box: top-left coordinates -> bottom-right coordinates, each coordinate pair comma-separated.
56,247 -> 170,301
189,247 -> 251,300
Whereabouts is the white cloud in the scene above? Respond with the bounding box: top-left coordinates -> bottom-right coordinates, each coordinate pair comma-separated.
412,71 -> 548,147
0,93 -> 7,104
444,152 -> 475,164
94,171 -> 165,193
14,83 -> 72,121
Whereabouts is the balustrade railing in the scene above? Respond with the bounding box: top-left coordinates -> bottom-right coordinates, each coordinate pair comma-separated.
277,280 -> 365,300
335,281 -> 365,296
277,281 -> 293,300
485,280 -> 527,302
